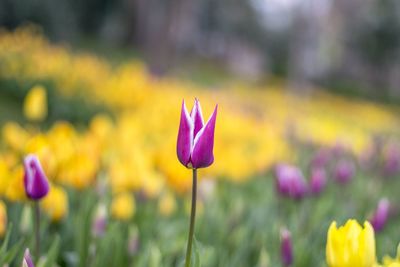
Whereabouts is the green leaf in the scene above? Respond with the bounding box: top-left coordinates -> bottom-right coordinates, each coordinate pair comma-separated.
0,238 -> 25,265
192,237 -> 201,267
0,223 -> 13,256
42,235 -> 61,267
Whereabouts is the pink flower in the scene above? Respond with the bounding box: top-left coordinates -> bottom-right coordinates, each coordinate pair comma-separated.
310,168 -> 327,195
370,198 -> 390,232
280,228 -> 293,266
275,164 -> 308,199
23,154 -> 49,200
177,99 -> 218,169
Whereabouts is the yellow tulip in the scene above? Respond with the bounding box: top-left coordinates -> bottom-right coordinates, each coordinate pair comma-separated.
2,122 -> 28,151
326,219 -> 376,267
381,244 -> 400,267
111,193 -> 135,221
0,201 -> 7,237
5,166 -> 27,202
41,185 -> 68,222
0,161 -> 11,196
23,85 -> 48,121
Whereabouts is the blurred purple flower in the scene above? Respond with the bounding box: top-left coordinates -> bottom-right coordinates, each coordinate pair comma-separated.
333,159 -> 355,184
370,198 -> 390,232
311,148 -> 331,168
280,228 -> 293,267
177,99 -> 218,169
23,154 -> 49,200
310,168 -> 327,195
275,164 -> 308,199
383,144 -> 400,176
92,204 -> 107,237
22,248 -> 34,267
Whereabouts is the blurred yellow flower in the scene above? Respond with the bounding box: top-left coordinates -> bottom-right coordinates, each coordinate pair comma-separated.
381,244 -> 400,267
158,192 -> 176,216
111,193 -> 135,221
0,161 -> 11,196
0,201 -> 7,237
23,85 -> 47,121
326,220 -> 376,267
5,166 -> 27,202
41,185 -> 68,222
2,122 -> 28,151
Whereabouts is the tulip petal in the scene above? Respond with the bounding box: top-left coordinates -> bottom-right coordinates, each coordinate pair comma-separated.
190,98 -> 204,137
23,154 -> 49,200
177,100 -> 194,167
191,105 -> 217,168
23,249 -> 35,267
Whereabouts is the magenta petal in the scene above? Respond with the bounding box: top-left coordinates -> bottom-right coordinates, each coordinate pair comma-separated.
281,229 -> 293,267
191,99 -> 205,137
177,100 -> 193,167
371,198 -> 390,232
23,154 -> 49,200
191,105 -> 217,169
23,249 -> 35,267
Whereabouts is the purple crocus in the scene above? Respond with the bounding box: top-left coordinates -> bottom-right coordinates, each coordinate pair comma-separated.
22,248 -> 34,267
333,159 -> 355,184
177,99 -> 217,169
275,164 -> 308,199
23,154 -> 50,200
309,168 -> 327,195
370,198 -> 390,232
280,228 -> 293,266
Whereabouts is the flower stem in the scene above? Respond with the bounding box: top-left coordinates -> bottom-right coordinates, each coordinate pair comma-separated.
185,168 -> 197,267
35,202 -> 40,260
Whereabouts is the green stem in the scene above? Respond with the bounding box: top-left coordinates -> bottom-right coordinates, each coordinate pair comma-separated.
185,169 -> 197,267
35,202 -> 40,260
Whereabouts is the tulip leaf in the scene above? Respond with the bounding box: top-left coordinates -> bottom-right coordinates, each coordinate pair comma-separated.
0,223 -> 13,256
0,238 -> 25,265
42,235 -> 60,267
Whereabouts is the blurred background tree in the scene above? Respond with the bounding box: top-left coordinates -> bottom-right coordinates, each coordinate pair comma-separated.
1,0 -> 399,100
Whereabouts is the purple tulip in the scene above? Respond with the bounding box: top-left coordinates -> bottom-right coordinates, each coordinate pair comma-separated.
275,164 -> 308,199
92,204 -> 107,237
383,145 -> 400,176
310,168 -> 327,195
311,148 -> 331,168
177,99 -> 218,169
23,154 -> 50,200
370,198 -> 390,232
280,228 -> 293,266
22,248 -> 34,267
333,159 -> 355,184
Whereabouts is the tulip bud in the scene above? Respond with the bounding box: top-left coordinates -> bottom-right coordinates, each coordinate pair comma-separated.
177,99 -> 217,169
310,168 -> 327,195
275,164 -> 308,199
23,155 -> 49,200
92,203 -> 107,237
334,159 -> 355,184
326,220 -> 376,267
311,148 -> 331,168
22,248 -> 34,267
370,198 -> 390,232
280,228 -> 293,267
383,144 -> 400,176
23,85 -> 47,122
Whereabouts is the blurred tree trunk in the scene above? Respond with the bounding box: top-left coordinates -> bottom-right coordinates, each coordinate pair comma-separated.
132,0 -> 198,76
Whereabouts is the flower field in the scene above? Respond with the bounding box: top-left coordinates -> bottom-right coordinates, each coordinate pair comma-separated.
0,26 -> 400,266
